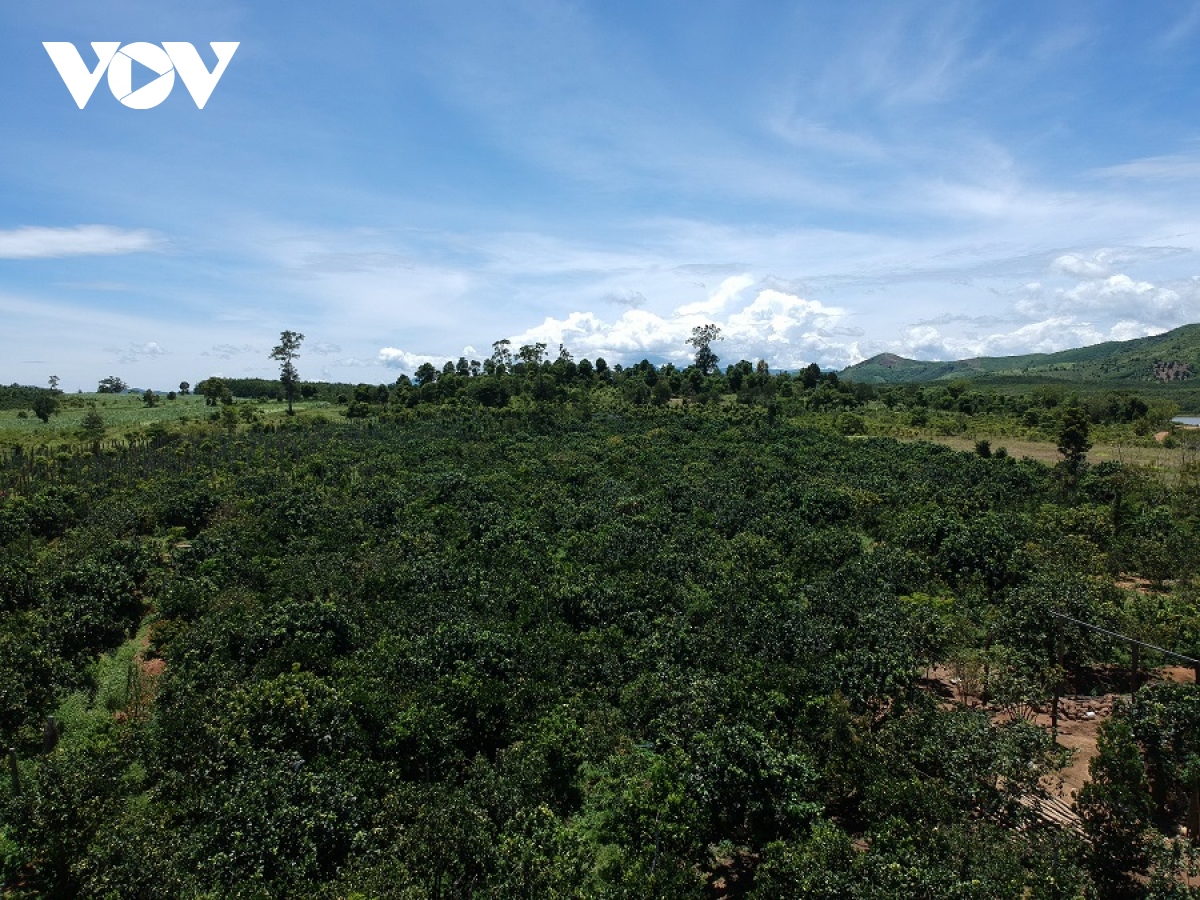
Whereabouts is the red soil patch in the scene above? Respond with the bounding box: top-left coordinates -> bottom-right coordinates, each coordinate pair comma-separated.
920,664 -> 1196,806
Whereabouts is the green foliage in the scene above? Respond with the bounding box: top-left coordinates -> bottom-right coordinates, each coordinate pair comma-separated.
31,392 -> 59,423
1078,713 -> 1156,891
53,633 -> 144,751
687,323 -> 723,376
1057,404 -> 1093,468
78,409 -> 105,441
270,330 -> 305,415
1,403 -> 1197,895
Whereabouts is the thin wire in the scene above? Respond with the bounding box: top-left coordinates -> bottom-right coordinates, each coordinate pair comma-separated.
1049,610 -> 1200,666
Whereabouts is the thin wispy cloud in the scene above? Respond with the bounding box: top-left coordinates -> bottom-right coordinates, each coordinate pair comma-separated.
203,344 -> 258,360
0,226 -> 164,260
1088,153 -> 1200,181
108,341 -> 168,365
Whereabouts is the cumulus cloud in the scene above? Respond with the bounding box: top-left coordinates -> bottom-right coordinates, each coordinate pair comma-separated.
368,259 -> 1195,376
675,274 -> 755,317
108,341 -> 168,365
1015,269 -> 1199,327
378,347 -> 442,371
1047,246 -> 1186,280
1052,253 -> 1110,279
889,316 -> 1166,361
0,225 -> 163,259
1109,320 -> 1165,341
505,275 -> 859,369
1059,274 -> 1186,319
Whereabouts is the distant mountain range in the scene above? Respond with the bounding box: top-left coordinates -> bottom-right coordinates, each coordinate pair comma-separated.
840,323 -> 1200,385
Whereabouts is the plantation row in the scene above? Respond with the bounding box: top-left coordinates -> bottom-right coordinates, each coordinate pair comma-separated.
2,406 -> 1200,897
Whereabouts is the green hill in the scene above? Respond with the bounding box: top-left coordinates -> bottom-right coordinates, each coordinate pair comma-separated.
841,323 -> 1200,385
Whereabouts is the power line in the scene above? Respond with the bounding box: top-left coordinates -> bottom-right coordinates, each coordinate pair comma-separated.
1049,610 -> 1200,667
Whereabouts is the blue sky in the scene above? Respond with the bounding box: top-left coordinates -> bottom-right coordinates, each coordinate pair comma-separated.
5,1 -> 1200,390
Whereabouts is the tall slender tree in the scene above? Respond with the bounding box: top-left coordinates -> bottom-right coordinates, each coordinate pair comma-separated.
270,330 -> 305,415
687,324 -> 723,376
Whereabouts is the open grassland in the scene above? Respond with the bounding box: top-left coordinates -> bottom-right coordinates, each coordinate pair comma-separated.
0,393 -> 336,447
908,433 -> 1200,472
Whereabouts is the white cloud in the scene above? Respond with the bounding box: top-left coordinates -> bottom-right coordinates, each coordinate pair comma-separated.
887,316 -> 1167,361
1014,270 -> 1199,327
1052,253 -> 1109,279
1110,320 -> 1165,341
0,225 -> 163,259
1049,247 -> 1187,280
1088,153 -> 1200,181
378,347 -> 442,371
1060,274 -> 1186,320
203,343 -> 258,360
107,341 -> 168,365
977,317 -> 1104,356
505,278 -> 858,369
675,274 -> 755,317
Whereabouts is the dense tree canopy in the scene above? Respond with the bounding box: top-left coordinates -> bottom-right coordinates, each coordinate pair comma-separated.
0,390 -> 1197,897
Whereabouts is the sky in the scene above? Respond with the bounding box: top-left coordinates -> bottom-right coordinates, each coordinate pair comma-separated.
5,1 -> 1200,390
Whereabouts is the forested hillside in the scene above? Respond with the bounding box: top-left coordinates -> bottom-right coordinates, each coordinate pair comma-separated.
3,402 -> 1200,896
842,322 -> 1200,386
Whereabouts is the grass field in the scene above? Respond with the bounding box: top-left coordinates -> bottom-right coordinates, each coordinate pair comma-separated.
0,393 -> 337,447
909,433 -> 1200,472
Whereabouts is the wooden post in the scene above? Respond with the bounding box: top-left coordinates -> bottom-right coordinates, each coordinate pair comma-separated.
1132,642 -> 1140,693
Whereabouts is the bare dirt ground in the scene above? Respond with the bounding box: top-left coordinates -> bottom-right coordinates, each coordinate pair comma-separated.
920,664 -> 1196,807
